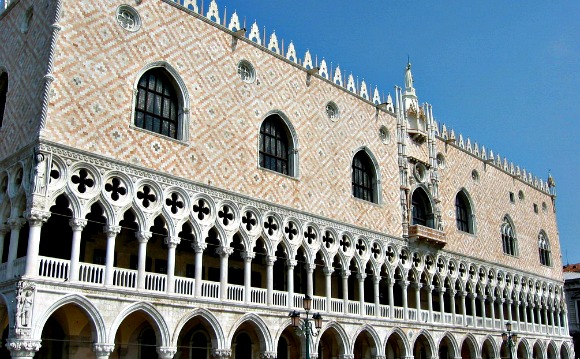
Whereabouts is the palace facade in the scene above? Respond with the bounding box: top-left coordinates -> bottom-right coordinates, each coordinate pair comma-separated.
0,0 -> 574,358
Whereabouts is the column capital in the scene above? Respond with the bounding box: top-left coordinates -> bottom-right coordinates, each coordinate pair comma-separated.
7,217 -> 27,230
260,351 -> 277,359
373,275 -> 381,284
164,236 -> 181,248
413,283 -> 423,290
136,231 -> 152,243
478,294 -> 487,301
0,224 -> 8,235
24,210 -> 51,226
242,251 -> 255,261
157,346 -> 177,359
357,273 -> 367,281
438,287 -> 446,294
307,263 -> 317,272
93,343 -> 115,357
339,355 -> 355,359
342,270 -> 351,279
266,255 -> 277,265
286,259 -> 297,269
400,280 -> 410,289
192,241 -> 207,253
69,218 -> 87,231
372,356 -> 387,359
427,285 -> 434,292
6,339 -> 41,357
211,348 -> 232,359
459,290 -> 467,297
216,246 -> 233,257
103,225 -> 121,236
468,293 -> 476,299
323,266 -> 334,275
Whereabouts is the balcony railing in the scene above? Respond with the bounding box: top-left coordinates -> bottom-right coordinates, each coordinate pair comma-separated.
408,224 -> 446,246
3,256 -> 567,334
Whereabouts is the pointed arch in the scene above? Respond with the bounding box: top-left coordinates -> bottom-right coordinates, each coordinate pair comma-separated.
314,320 -> 350,356
538,230 -> 552,266
172,308 -> 226,349
438,332 -> 460,359
258,110 -> 299,177
413,329 -> 436,359
501,214 -> 517,256
351,147 -> 381,204
352,324 -> 383,356
108,302 -> 170,346
455,188 -> 476,234
32,294 -> 106,343
132,61 -> 190,141
481,335 -> 499,359
385,327 -> 411,357
227,313 -> 274,352
411,186 -> 435,228
0,70 -> 7,128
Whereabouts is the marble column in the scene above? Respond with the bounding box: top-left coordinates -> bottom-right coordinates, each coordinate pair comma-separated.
460,291 -> 467,325
157,346 -> 178,359
0,224 -> 8,267
242,251 -> 255,303
450,290 -> 457,324
23,210 -> 51,278
266,255 -> 276,306
6,218 -> 26,278
324,266 -> 333,313
307,263 -> 316,299
68,218 -> 87,282
193,242 -> 207,297
388,281 -> 394,318
136,231 -> 152,290
427,285 -> 433,323
374,275 -> 381,317
287,259 -> 297,308
342,270 -> 351,314
498,298 -> 505,328
480,295 -> 487,328
469,293 -> 477,326
439,288 -> 446,322
104,225 -> 121,286
489,296 -> 496,327
415,283 -> 422,322
217,246 -> 233,300
165,236 -> 180,293
401,281 -> 409,321
358,273 -> 367,315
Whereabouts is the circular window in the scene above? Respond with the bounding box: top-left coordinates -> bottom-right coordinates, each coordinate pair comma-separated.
379,126 -> 390,144
325,101 -> 339,121
471,169 -> 479,181
436,153 -> 446,169
237,60 -> 256,84
414,163 -> 427,183
116,5 -> 141,32
518,190 -> 525,201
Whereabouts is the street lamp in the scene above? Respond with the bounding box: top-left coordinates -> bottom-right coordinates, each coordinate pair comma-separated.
501,322 -> 518,359
289,295 -> 323,359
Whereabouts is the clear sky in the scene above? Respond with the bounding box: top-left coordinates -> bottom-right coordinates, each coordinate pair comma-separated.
203,1 -> 580,264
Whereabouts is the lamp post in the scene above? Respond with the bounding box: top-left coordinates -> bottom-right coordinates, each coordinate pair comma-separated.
289,295 -> 323,359
501,322 -> 518,359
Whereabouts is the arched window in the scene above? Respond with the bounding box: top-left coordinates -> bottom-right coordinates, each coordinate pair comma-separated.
411,188 -> 433,228
501,216 -> 517,256
455,191 -> 474,233
0,72 -> 8,128
538,231 -> 551,266
352,150 -> 377,203
134,68 -> 179,139
259,114 -> 295,176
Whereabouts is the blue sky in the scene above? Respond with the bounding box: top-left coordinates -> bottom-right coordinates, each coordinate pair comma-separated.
205,1 -> 579,264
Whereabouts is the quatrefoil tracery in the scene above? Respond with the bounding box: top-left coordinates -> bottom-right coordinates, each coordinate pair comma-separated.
242,211 -> 257,231
137,185 -> 157,208
285,221 -> 298,241
304,226 -> 317,245
193,199 -> 210,220
71,169 -> 94,193
264,216 -> 278,236
165,192 -> 184,214
105,177 -> 127,201
218,205 -> 234,226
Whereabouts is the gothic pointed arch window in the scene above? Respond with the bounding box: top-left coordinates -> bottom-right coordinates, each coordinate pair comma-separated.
134,67 -> 182,139
501,216 -> 517,256
455,190 -> 474,234
259,114 -> 297,176
352,150 -> 378,203
411,187 -> 433,228
0,72 -> 8,128
538,231 -> 551,266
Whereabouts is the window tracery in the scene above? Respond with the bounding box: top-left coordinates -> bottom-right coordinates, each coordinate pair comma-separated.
501,216 -> 517,256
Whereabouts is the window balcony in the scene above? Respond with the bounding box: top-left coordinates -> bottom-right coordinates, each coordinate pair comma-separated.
408,224 -> 446,246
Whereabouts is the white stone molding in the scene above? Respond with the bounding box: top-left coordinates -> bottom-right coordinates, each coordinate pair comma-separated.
6,339 -> 41,357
